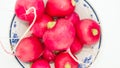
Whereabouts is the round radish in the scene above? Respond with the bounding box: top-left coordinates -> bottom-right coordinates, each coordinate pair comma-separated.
46,0 -> 76,17
65,12 -> 80,25
15,36 -> 43,62
15,0 -> 44,23
76,19 -> 101,45
70,37 -> 83,54
31,59 -> 50,68
43,18 -> 75,51
55,52 -> 78,68
31,14 -> 53,38
42,48 -> 56,62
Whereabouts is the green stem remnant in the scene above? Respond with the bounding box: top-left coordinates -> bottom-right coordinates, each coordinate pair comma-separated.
65,62 -> 71,68
92,29 -> 98,36
71,0 -> 76,6
47,21 -> 56,29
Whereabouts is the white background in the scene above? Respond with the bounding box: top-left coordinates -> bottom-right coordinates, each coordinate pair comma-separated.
0,0 -> 120,68
90,0 -> 120,68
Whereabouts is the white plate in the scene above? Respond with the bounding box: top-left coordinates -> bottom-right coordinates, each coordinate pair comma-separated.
1,0 -> 102,68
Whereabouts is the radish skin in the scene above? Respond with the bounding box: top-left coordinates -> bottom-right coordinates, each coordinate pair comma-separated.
46,0 -> 76,17
55,52 -> 78,68
15,36 -> 43,62
31,14 -> 53,38
43,19 -> 75,51
31,59 -> 50,68
15,0 -> 44,23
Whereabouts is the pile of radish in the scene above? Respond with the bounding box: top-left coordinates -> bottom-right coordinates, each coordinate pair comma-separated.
14,0 -> 101,68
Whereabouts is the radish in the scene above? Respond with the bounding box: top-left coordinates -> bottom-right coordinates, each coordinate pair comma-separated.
15,36 -> 43,62
1,0 -> 44,63
76,19 -> 101,45
43,18 -> 75,51
31,59 -> 50,68
65,12 -> 80,25
42,48 -> 56,62
55,52 -> 78,68
31,14 -> 53,38
15,0 -> 44,23
0,0 -> 102,67
70,37 -> 83,54
65,12 -> 80,37
46,0 -> 76,17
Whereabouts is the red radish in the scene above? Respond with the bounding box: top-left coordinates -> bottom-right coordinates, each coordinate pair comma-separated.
31,14 -> 53,38
43,18 -> 75,51
15,0 -> 44,23
42,48 -> 56,62
55,52 -> 78,68
46,0 -> 76,17
15,36 -> 43,62
70,37 -> 83,54
65,12 -> 80,25
65,12 -> 80,37
31,59 -> 50,68
76,19 -> 101,45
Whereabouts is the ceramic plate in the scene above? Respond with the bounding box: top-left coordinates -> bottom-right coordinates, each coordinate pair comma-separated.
8,0 -> 102,68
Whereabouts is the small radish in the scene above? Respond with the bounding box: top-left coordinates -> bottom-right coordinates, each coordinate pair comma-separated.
31,14 -> 53,38
42,48 -> 56,62
65,12 -> 80,25
70,37 -> 83,54
46,0 -> 76,17
55,52 -> 78,68
31,59 -> 50,68
15,36 -> 43,62
43,18 -> 75,51
76,19 -> 101,45
15,0 -> 44,23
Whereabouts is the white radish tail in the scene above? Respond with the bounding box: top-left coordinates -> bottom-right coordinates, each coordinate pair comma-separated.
0,7 -> 37,56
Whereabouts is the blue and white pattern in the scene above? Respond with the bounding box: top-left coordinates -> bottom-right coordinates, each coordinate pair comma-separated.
75,0 -> 79,3
11,33 -> 19,45
9,0 -> 101,68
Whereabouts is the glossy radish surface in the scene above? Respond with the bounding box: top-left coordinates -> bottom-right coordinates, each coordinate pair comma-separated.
55,52 -> 78,68
43,18 -> 75,51
70,37 -> 83,54
15,36 -> 43,62
46,0 -> 76,17
31,59 -> 50,68
76,19 -> 101,45
65,12 -> 80,25
15,0 -> 44,23
42,48 -> 56,62
31,14 -> 53,38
